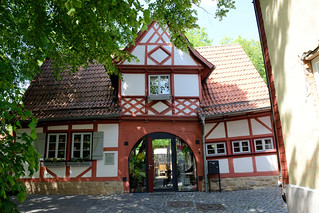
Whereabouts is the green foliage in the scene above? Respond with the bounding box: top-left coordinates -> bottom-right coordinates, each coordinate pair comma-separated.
186,27 -> 213,47
220,36 -> 266,82
0,0 -> 236,210
152,139 -> 170,149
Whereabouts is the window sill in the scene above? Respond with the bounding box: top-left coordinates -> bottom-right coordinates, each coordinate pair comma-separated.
148,94 -> 172,101
67,161 -> 92,167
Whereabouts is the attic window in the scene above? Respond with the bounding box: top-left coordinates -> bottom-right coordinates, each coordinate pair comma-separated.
149,75 -> 171,100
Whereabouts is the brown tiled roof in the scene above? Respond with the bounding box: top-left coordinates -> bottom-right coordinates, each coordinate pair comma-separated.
196,44 -> 270,117
23,59 -> 120,121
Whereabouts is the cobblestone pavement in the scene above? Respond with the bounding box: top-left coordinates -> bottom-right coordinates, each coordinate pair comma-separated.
16,187 -> 287,213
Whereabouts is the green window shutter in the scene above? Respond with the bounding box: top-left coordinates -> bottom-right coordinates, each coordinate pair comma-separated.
92,132 -> 104,160
34,133 -> 46,158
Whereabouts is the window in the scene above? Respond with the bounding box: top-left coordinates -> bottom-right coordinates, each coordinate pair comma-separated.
149,75 -> 170,96
232,140 -> 250,154
206,142 -> 226,156
72,133 -> 92,159
46,133 -> 67,159
254,138 -> 274,152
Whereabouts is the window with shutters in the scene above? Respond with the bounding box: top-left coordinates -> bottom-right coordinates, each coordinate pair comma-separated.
46,133 -> 67,159
72,132 -> 92,160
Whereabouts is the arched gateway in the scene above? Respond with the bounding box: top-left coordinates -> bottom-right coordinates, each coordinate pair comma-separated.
129,132 -> 197,192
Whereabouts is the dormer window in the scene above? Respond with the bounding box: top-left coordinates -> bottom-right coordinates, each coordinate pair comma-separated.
149,75 -> 171,100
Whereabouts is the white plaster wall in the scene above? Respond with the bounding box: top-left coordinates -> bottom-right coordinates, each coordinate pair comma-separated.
96,151 -> 118,177
174,74 -> 199,97
174,47 -> 197,65
69,166 -> 92,178
258,116 -> 272,128
121,74 -> 145,96
251,119 -> 272,135
16,128 -> 44,143
227,120 -> 250,137
72,124 -> 93,130
255,155 -> 278,172
46,167 -> 66,178
233,157 -> 253,173
47,125 -> 68,131
205,123 -> 226,139
217,159 -> 229,173
98,124 -> 119,147
22,162 -> 40,178
152,101 -> 169,113
140,28 -> 155,43
122,45 -> 145,65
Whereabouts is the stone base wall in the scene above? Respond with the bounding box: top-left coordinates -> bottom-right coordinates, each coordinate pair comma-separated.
25,181 -> 123,195
205,176 -> 278,191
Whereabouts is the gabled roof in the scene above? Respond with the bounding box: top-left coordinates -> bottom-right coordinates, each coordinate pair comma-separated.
23,59 -> 120,121
119,21 -> 214,80
196,44 -> 270,117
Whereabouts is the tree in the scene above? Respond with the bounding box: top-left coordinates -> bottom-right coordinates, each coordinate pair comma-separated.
186,27 -> 213,47
0,0 -> 236,211
220,36 -> 266,82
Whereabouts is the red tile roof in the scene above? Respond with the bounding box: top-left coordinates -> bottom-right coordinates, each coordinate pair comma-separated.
23,59 -> 120,121
196,44 -> 270,117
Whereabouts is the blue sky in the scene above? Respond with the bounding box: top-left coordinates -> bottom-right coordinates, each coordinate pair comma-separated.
194,0 -> 260,44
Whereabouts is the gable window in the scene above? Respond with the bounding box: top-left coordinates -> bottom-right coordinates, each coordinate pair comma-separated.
72,133 -> 92,159
46,133 -> 67,159
206,142 -> 226,156
254,138 -> 273,152
149,75 -> 170,100
232,140 -> 250,154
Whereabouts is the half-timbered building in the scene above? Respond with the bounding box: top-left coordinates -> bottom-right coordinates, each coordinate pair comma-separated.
20,22 -> 279,194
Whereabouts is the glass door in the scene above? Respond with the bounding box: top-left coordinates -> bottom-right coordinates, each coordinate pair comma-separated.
152,138 -> 174,191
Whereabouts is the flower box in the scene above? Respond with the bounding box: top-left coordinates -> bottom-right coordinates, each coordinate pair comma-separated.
43,161 -> 65,167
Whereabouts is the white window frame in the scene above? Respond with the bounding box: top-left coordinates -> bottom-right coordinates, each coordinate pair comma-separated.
254,138 -> 274,152
46,133 -> 67,159
71,132 -> 92,159
206,142 -> 227,156
232,140 -> 251,154
148,75 -> 171,98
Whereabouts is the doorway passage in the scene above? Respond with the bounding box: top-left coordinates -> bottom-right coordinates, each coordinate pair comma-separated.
129,133 -> 197,192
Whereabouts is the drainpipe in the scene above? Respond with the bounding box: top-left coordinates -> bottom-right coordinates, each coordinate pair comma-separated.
253,0 -> 283,186
200,115 -> 208,192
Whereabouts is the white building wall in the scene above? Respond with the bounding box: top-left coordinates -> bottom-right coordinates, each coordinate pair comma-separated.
69,166 -> 92,178
216,159 -> 229,173
233,157 -> 253,173
72,124 -> 93,130
174,74 -> 199,97
255,155 -> 278,172
251,118 -> 272,135
122,45 -> 145,65
47,125 -> 68,131
173,47 -> 197,65
205,123 -> 226,139
121,74 -> 145,96
227,120 -> 250,137
98,124 -> 119,148
96,151 -> 118,177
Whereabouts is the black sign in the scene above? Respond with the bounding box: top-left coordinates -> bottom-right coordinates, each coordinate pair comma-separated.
207,160 -> 219,174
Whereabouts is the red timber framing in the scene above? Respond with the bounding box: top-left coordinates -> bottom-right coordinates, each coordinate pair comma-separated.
21,120 -> 121,184
117,119 -> 203,192
205,112 -> 279,178
254,0 -> 289,184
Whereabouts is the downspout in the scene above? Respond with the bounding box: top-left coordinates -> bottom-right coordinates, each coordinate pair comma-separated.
253,0 -> 283,185
200,115 -> 208,192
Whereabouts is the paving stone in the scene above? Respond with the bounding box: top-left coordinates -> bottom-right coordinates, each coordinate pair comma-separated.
16,187 -> 287,213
